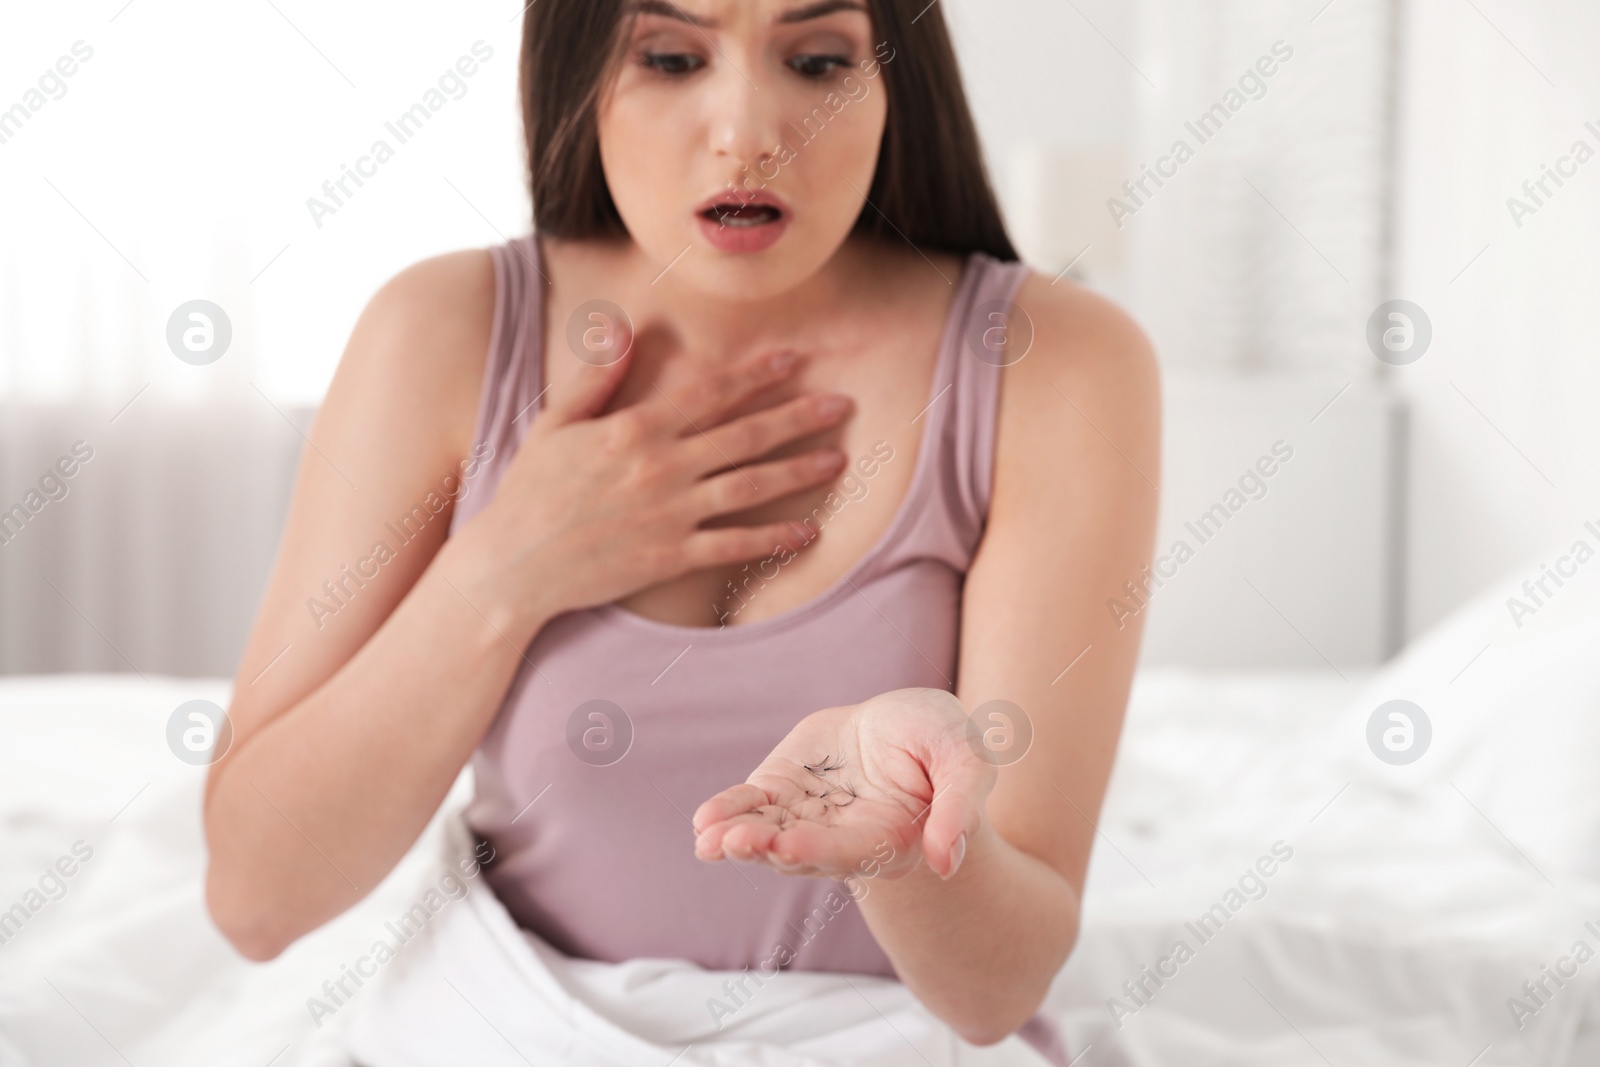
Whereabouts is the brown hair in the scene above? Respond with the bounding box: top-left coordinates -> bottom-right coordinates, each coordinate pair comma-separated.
519,0 -> 1019,262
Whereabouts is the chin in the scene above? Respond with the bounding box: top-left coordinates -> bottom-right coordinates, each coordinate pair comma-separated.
644,228 -> 841,302
674,255 -> 822,302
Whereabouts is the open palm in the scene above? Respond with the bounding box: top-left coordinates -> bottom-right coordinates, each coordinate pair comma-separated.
692,688 -> 997,885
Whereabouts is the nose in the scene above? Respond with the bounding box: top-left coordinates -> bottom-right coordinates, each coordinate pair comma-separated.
707,66 -> 782,171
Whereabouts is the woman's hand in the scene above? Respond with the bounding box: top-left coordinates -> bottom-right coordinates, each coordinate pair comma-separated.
691,688 -> 997,886
451,325 -> 853,629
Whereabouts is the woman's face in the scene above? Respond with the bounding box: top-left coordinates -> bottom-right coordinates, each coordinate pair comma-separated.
597,0 -> 891,301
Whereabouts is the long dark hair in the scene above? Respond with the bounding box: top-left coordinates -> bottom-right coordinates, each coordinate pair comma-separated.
519,0 -> 1019,262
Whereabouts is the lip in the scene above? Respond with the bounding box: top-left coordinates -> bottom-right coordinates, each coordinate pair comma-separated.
694,187 -> 791,218
694,187 -> 792,255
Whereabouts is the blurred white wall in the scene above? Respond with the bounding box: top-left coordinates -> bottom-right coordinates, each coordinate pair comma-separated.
0,1 -> 530,675
1392,0 -> 1600,636
943,0 -> 1136,183
0,0 -> 528,406
957,0 -> 1396,376
955,0 -> 1405,669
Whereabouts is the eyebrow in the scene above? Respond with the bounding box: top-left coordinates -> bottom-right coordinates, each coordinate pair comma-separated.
777,0 -> 870,23
628,0 -> 869,28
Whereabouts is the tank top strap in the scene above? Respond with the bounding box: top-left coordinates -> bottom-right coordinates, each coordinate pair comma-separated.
451,233 -> 544,535
877,251 -> 1034,575
948,251 -> 1035,544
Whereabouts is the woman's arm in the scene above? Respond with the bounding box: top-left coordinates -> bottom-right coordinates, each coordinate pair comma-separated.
692,275 -> 1161,1044
853,276 -> 1161,1042
203,250 -> 522,959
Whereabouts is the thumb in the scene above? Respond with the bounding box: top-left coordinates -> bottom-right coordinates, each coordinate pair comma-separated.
542,316 -> 636,426
920,734 -> 995,880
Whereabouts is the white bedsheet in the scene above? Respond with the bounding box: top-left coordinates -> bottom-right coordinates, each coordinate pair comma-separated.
335,812 -> 1051,1067
2,561 -> 1599,1066
1049,558 -> 1600,1066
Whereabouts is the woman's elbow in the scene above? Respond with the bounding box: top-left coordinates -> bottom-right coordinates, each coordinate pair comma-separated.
942,975 -> 1060,1049
204,812 -> 308,961
205,864 -> 293,962
952,998 -> 1049,1050
955,1023 -> 1013,1049
953,931 -> 1078,1047
202,778 -> 318,960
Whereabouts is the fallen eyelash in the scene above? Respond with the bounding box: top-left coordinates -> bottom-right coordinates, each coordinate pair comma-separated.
804,755 -> 845,778
756,804 -> 795,831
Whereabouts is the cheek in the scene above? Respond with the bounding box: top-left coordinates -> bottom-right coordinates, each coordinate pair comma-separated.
792,96 -> 884,217
597,88 -> 692,240
805,89 -> 884,170
598,95 -> 662,194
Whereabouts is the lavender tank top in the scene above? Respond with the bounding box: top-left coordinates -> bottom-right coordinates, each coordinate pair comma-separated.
450,234 -> 1068,1065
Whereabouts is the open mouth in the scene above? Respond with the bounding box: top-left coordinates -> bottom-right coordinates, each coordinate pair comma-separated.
701,203 -> 785,228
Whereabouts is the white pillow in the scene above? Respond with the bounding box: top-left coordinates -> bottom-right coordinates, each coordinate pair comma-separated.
1318,541 -> 1600,881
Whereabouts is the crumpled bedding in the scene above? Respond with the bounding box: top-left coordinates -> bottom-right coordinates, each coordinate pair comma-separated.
336,811 -> 1053,1067
3,558 -> 1599,1066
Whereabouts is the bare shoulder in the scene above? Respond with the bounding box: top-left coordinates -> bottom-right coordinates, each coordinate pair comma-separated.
224,246 -> 499,723
1008,271 -> 1159,409
326,247 -> 498,466
1000,270 -> 1161,461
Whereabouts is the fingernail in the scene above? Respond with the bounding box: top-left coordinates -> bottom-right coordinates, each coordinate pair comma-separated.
770,350 -> 798,373
942,833 -> 967,879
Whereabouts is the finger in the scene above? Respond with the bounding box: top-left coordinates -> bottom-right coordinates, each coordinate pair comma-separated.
690,451 -> 845,521
921,747 -> 994,879
711,815 -> 785,861
649,348 -> 801,431
693,783 -> 768,834
541,319 -> 636,426
681,519 -> 821,571
763,819 -> 886,874
686,392 -> 853,473
767,853 -> 824,877
694,808 -> 781,861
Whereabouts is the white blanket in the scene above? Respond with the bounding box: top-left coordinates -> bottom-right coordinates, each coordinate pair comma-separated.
335,816 -> 1056,1067
6,548 -> 1600,1067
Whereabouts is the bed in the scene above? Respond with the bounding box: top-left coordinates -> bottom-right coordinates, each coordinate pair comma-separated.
3,562 -> 1599,1067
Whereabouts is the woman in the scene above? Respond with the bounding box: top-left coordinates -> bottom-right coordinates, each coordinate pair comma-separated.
203,0 -> 1160,1061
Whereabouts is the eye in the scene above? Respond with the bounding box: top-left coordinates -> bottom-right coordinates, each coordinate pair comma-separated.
639,51 -> 706,76
788,53 -> 850,79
